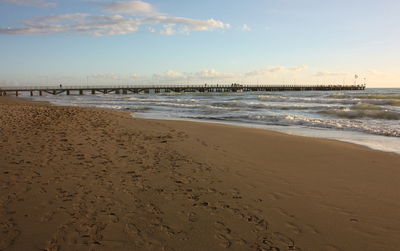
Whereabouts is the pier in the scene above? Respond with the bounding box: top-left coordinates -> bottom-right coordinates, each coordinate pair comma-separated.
0,84 -> 366,96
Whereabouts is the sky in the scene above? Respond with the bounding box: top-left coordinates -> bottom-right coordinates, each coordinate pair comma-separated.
0,0 -> 399,87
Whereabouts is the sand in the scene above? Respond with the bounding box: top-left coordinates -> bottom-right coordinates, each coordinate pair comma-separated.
1,96 -> 400,251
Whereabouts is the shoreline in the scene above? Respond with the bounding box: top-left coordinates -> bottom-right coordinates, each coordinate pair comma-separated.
3,95 -> 390,153
10,95 -> 400,159
134,113 -> 400,155
26,93 -> 400,155
1,96 -> 400,250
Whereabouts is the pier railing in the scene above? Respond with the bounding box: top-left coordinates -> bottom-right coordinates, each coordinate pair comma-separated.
0,84 -> 366,96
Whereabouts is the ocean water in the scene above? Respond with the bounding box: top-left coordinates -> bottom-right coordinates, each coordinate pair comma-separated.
30,88 -> 400,154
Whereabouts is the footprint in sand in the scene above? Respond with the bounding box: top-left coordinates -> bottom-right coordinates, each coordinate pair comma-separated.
303,224 -> 319,234
0,228 -> 20,250
215,234 -> 232,248
108,213 -> 119,223
275,207 -> 296,219
285,222 -> 302,234
41,211 -> 55,222
214,221 -> 232,235
268,232 -> 297,251
187,212 -> 198,222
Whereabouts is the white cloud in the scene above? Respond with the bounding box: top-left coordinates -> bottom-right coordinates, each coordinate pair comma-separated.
0,0 -> 55,7
241,24 -> 251,32
21,13 -> 91,26
313,71 -> 347,77
246,66 -> 308,77
103,0 -> 159,16
160,24 -> 175,35
164,70 -> 184,78
152,69 -> 236,82
147,26 -> 156,33
0,14 -> 140,36
146,16 -> 230,32
0,1 -> 230,36
153,70 -> 186,80
289,65 -> 309,72
150,67 -> 311,83
90,73 -> 120,80
130,73 -> 143,79
194,69 -> 235,79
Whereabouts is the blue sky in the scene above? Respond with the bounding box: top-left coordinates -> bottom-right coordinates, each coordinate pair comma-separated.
0,0 -> 399,87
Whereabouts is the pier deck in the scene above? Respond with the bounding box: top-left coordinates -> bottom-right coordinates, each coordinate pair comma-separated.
0,84 -> 366,96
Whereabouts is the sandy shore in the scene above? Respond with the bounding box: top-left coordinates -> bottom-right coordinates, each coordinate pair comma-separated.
1,96 -> 400,251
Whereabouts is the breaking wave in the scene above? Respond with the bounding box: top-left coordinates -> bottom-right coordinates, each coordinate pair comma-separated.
327,93 -> 350,99
259,93 -> 400,107
320,103 -> 400,120
186,113 -> 400,137
351,103 -> 382,110
354,94 -> 400,100
328,93 -> 400,100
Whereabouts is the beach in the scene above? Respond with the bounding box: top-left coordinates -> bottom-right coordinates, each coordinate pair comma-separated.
36,88 -> 400,154
1,96 -> 400,251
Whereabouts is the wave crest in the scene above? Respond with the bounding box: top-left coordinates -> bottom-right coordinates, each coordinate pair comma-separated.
320,104 -> 400,120
355,94 -> 400,100
351,103 -> 382,110
327,93 -> 349,99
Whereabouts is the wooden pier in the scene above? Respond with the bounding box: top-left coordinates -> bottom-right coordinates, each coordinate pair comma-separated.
0,84 -> 366,96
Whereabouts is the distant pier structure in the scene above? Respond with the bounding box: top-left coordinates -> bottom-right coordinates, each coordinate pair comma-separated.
0,84 -> 366,96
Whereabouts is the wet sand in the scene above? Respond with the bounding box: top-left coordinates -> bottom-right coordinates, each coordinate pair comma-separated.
1,96 -> 400,251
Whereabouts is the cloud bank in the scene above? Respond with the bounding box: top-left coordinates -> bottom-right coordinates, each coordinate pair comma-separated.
90,73 -> 120,80
147,66 -> 308,83
4,66 -> 366,86
0,0 -> 55,7
313,71 -> 347,77
0,0 -> 230,36
152,69 -> 237,82
103,0 -> 159,16
246,66 -> 308,77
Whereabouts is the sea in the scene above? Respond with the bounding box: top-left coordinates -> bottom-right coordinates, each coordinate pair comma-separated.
30,88 -> 400,154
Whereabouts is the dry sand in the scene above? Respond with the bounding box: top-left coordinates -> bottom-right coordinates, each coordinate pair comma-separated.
1,96 -> 400,251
